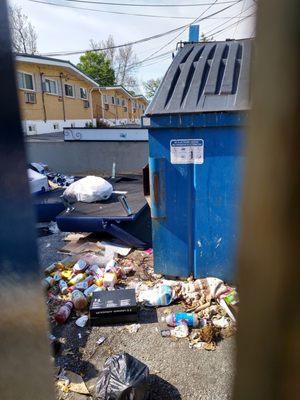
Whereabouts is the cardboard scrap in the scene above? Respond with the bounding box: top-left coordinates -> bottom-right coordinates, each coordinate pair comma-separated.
64,233 -> 92,242
100,241 -> 131,256
59,241 -> 104,255
57,370 -> 89,395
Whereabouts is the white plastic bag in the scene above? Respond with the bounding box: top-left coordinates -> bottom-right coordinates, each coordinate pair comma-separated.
63,176 -> 113,203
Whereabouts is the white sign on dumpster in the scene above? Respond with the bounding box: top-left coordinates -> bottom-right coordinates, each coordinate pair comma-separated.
170,139 -> 204,164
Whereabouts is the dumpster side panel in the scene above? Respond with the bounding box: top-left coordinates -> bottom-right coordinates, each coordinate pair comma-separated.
193,127 -> 244,282
148,125 -> 244,281
149,130 -> 195,277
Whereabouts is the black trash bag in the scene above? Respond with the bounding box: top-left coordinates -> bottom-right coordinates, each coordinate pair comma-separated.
96,352 -> 150,400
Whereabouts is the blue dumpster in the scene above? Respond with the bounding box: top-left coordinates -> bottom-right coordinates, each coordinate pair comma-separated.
145,39 -> 252,282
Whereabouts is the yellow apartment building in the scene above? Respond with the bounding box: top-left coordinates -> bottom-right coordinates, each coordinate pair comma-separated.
16,54 -> 149,134
16,53 -> 98,135
92,86 -> 149,126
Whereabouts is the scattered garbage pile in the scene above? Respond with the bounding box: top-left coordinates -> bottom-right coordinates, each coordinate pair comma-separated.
45,235 -> 238,351
29,162 -> 75,190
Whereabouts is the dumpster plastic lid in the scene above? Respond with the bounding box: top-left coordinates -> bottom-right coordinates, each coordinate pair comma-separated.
146,39 -> 252,116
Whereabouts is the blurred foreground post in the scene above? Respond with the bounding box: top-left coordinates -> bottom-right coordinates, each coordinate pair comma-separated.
0,2 -> 54,399
234,0 -> 300,399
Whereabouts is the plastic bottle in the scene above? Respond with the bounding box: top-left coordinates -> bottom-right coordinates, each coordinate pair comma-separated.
69,276 -> 94,292
54,301 -> 73,324
72,259 -> 87,274
84,284 -> 100,298
88,264 -> 104,277
43,276 -> 56,290
163,312 -> 203,328
44,263 -> 57,275
72,290 -> 88,310
59,279 -> 69,295
68,273 -> 86,286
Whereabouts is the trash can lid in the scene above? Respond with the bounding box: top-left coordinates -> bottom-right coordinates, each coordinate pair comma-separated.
146,39 -> 252,116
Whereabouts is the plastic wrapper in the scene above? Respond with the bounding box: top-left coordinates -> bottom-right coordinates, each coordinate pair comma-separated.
63,176 -> 113,203
95,352 -> 149,400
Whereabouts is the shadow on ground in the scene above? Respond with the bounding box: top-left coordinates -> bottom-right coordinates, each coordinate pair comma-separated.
148,375 -> 182,400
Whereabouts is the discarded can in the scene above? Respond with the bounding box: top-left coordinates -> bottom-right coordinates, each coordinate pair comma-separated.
72,290 -> 88,310
59,279 -> 69,295
68,273 -> 86,286
44,263 -> 57,275
55,301 -> 73,324
73,259 -> 87,274
43,276 -> 56,290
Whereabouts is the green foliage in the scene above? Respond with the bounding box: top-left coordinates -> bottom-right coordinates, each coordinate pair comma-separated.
143,78 -> 162,100
77,51 -> 115,86
200,32 -> 213,42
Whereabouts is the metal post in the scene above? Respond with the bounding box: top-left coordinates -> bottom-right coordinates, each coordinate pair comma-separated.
234,0 -> 300,399
0,2 -> 54,399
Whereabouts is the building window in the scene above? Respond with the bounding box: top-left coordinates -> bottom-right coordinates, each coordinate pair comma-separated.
103,94 -> 108,104
28,125 -> 36,133
111,96 -> 115,105
83,100 -> 90,108
45,78 -> 58,94
80,87 -> 88,99
17,71 -> 34,91
64,84 -> 74,97
116,97 -> 120,106
122,99 -> 126,106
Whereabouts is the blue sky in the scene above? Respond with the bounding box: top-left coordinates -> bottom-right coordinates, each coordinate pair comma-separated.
10,0 -> 256,93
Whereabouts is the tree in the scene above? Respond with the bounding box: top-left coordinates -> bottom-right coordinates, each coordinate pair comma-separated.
77,51 -> 115,86
91,36 -> 139,91
200,32 -> 213,42
9,5 -> 38,54
143,78 -> 162,100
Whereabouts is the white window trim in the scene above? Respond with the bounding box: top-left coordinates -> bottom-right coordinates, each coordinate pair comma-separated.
64,83 -> 75,98
80,87 -> 88,100
44,78 -> 58,96
17,70 -> 35,92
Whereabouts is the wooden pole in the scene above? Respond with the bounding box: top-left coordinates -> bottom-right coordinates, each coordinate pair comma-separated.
234,0 -> 300,398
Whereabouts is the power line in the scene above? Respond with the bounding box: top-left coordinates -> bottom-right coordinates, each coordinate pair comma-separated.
29,0 -> 196,19
62,0 -> 239,8
210,12 -> 255,37
126,0 -> 243,71
233,0 -> 246,38
204,2 -> 255,36
41,0 -> 242,57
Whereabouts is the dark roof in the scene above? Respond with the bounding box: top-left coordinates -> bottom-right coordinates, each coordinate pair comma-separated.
146,39 -> 252,116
